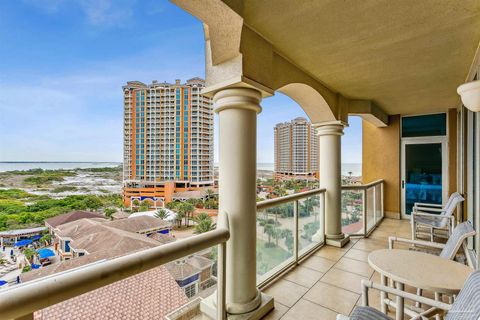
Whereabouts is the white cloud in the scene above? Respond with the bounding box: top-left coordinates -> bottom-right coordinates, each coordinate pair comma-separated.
22,0 -> 138,28
78,0 -> 135,27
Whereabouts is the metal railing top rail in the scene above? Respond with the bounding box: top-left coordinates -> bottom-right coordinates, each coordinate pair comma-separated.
0,213 -> 230,320
257,188 -> 326,210
341,179 -> 384,190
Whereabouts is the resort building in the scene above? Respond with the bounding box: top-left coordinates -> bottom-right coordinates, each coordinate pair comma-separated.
4,2 -> 480,320
165,254 -> 215,298
274,117 -> 319,178
44,211 -> 105,235
20,215 -> 216,317
122,78 -> 214,207
52,216 -> 171,260
0,226 -> 46,247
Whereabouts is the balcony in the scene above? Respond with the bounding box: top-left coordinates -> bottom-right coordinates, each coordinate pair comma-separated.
2,1 -> 480,320
0,183 -> 390,320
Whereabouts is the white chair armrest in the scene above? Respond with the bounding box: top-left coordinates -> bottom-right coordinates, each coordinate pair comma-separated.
413,207 -> 445,213
414,202 -> 443,208
361,280 -> 452,311
412,211 -> 449,220
388,236 -> 445,250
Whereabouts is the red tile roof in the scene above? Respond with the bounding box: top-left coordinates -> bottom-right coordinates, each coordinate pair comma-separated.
34,266 -> 188,320
45,211 -> 106,228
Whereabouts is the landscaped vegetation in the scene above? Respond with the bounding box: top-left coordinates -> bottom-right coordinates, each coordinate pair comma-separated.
0,188 -> 123,231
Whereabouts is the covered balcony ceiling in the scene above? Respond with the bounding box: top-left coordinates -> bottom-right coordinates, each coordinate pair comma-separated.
226,0 -> 480,115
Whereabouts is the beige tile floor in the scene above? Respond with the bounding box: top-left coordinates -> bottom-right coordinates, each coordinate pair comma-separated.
262,218 -> 414,320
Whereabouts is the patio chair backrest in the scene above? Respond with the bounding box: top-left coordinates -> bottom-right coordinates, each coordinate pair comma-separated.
434,193 -> 464,229
443,193 -> 464,218
439,221 -> 476,259
446,270 -> 480,320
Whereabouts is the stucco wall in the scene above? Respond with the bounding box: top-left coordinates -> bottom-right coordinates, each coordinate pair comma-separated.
448,108 -> 457,196
362,115 -> 401,219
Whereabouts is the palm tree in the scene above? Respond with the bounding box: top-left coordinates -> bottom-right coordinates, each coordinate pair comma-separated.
155,208 -> 169,220
205,188 -> 216,199
39,234 -> 52,246
194,213 -> 216,234
166,201 -> 178,210
178,202 -> 195,227
23,248 -> 37,264
175,211 -> 185,227
263,223 -> 275,245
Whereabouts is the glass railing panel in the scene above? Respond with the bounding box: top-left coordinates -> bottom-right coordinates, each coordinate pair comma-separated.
341,189 -> 364,235
366,187 -> 376,233
298,194 -> 324,257
256,201 -> 295,284
375,184 -> 383,223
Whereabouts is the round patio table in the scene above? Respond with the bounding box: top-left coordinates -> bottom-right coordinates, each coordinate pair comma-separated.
368,249 -> 472,320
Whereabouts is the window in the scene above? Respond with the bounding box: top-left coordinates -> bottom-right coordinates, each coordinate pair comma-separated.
184,283 -> 197,298
402,113 -> 446,137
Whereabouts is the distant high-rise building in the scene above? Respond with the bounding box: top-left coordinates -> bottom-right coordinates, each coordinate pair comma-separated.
122,78 -> 214,206
274,117 -> 319,178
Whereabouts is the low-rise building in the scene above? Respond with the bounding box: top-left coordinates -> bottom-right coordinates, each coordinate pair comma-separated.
53,216 -> 171,260
44,211 -> 106,235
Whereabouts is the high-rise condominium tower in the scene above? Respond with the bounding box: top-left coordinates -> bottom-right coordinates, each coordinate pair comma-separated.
274,117 -> 319,178
122,78 -> 214,206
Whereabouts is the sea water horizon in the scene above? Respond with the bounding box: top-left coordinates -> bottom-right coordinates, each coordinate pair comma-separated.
223,162 -> 362,176
1,161 -> 362,176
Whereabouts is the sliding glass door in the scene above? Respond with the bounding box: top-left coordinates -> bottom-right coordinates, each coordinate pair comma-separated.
400,114 -> 448,219
401,139 -> 447,217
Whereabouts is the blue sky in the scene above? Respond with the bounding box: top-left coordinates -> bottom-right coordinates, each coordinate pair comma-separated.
0,0 -> 362,164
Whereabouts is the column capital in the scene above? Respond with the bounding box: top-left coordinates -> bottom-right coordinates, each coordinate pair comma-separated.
213,87 -> 262,114
312,120 -> 347,136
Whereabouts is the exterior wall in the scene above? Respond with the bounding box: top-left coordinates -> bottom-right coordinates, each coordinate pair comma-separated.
362,115 -> 401,219
274,117 -> 319,178
448,108 -> 457,196
122,78 -> 214,205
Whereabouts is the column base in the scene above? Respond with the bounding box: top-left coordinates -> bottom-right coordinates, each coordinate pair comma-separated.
325,234 -> 350,248
200,293 -> 274,320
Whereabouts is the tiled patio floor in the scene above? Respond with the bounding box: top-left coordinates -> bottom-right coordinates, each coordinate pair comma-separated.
261,218 -> 414,320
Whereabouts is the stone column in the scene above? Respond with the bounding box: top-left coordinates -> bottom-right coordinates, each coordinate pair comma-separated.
314,121 -> 350,247
214,87 -> 269,315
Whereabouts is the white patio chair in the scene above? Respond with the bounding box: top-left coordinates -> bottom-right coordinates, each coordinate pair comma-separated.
337,270 -> 480,320
390,221 -> 476,260
390,221 -> 475,307
411,192 -> 464,241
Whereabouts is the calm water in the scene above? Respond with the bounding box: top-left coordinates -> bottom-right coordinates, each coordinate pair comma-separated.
1,162 -> 361,176
237,162 -> 360,176
0,162 -> 121,172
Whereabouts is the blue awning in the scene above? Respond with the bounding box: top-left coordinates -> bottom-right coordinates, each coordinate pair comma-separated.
14,239 -> 32,247
31,235 -> 42,241
0,280 -> 7,286
37,248 -> 55,259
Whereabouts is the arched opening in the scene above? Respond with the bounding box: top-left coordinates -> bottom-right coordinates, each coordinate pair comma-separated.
277,83 -> 336,123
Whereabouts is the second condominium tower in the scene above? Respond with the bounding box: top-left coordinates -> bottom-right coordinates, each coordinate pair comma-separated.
122,78 -> 214,206
274,117 -> 319,178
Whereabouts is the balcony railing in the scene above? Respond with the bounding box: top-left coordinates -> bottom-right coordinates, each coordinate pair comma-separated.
341,179 -> 384,237
0,214 -> 230,320
0,181 -> 384,320
256,188 -> 326,288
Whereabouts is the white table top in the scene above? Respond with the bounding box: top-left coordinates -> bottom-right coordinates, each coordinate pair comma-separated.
368,249 -> 473,294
